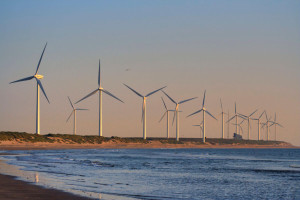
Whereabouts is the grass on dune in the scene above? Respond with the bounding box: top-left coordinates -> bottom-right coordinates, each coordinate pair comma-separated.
0,131 -> 288,145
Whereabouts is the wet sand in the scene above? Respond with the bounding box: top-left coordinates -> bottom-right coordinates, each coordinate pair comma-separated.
0,173 -> 93,200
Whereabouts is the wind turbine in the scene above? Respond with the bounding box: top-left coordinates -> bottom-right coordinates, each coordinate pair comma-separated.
187,90 -> 217,143
162,90 -> 197,141
10,43 -> 50,135
250,111 -> 265,141
227,102 -> 243,137
192,122 -> 203,138
270,113 -> 283,141
262,112 -> 275,141
232,122 -> 244,136
158,97 -> 177,138
124,84 -> 166,139
238,109 -> 258,140
76,60 -> 124,137
219,98 -> 228,139
66,96 -> 88,135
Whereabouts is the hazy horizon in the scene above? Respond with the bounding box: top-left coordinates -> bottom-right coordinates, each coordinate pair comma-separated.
0,0 -> 299,145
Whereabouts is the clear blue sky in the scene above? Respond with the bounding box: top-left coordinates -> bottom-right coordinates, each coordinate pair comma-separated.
0,0 -> 299,145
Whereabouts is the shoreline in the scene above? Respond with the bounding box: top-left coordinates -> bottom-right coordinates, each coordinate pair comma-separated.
0,141 -> 297,151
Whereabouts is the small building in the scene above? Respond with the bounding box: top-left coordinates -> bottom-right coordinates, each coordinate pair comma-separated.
233,133 -> 243,140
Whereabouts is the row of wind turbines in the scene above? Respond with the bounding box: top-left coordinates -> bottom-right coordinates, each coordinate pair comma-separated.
10,43 -> 283,142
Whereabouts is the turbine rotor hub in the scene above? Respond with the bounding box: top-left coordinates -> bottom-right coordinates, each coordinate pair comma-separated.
34,74 -> 44,79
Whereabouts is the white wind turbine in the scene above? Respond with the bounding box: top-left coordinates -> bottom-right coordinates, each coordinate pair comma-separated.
124,84 -> 166,139
66,96 -> 88,135
162,90 -> 197,141
187,90 -> 217,143
158,97 -> 177,138
10,43 -> 50,135
76,60 -> 124,137
250,111 -> 265,141
219,99 -> 228,139
238,109 -> 258,140
192,122 -> 203,138
262,112 -> 275,141
270,113 -> 283,141
227,102 -> 243,137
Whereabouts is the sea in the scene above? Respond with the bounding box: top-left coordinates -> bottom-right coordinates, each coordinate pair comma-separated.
0,148 -> 299,200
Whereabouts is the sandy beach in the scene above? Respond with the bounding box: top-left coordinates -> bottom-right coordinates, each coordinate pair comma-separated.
0,140 -> 296,151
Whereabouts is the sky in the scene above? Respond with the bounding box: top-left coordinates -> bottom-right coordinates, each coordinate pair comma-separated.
0,0 -> 299,145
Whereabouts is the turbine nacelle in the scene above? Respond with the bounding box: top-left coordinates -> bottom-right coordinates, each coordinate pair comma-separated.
34,74 -> 44,80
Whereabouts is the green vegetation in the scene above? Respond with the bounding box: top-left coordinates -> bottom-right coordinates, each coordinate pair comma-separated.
0,131 -> 289,146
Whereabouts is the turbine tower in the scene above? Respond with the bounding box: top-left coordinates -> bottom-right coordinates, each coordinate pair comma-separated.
10,43 -> 50,135
124,84 -> 166,139
162,90 -> 197,141
219,99 -> 228,139
270,113 -> 283,141
238,109 -> 258,140
66,96 -> 88,135
250,111 -> 265,141
76,60 -> 124,137
187,90 -> 217,143
158,97 -> 176,138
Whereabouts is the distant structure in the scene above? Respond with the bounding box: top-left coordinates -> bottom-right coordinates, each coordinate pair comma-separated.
227,102 -> 243,137
124,84 -> 166,139
233,133 -> 243,140
76,60 -> 124,137
10,43 -> 50,135
66,96 -> 88,135
238,109 -> 258,140
162,90 -> 197,141
219,98 -> 228,139
158,97 -> 176,138
187,90 -> 217,143
251,111 -> 265,141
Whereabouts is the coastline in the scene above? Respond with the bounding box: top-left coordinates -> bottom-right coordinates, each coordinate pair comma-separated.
0,140 -> 297,150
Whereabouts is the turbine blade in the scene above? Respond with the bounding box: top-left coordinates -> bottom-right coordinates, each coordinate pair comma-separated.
172,111 -> 176,125
75,89 -> 98,104
206,110 -> 217,120
179,97 -> 197,104
162,90 -> 177,105
36,79 -> 50,103
238,113 -> 248,119
141,101 -> 145,123
146,86 -> 167,97
76,109 -> 88,110
10,76 -> 34,84
259,111 -> 265,119
102,89 -> 124,103
249,109 -> 258,117
35,43 -> 47,75
202,90 -> 206,107
123,84 -> 143,98
220,98 -> 223,112
227,115 -> 235,123
161,97 -> 168,110
98,59 -> 101,87
159,111 -> 167,123
235,102 -> 237,114
68,96 -> 74,109
186,109 -> 203,118
274,112 -> 277,122
193,125 -> 200,126
66,110 -> 74,122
